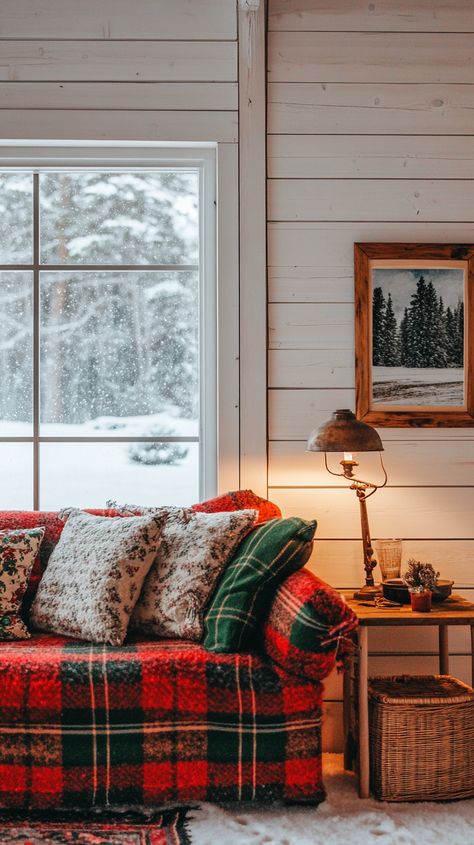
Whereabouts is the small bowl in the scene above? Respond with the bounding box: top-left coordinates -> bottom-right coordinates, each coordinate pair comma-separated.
382,579 -> 454,604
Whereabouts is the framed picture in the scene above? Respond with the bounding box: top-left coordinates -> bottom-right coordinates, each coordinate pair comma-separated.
354,243 -> 474,427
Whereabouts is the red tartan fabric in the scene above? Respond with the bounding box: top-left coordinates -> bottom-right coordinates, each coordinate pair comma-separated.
0,634 -> 325,808
263,570 -> 359,682
192,490 -> 281,525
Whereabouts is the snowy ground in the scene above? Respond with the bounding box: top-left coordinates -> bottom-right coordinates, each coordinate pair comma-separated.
191,755 -> 474,845
0,412 -> 198,510
372,367 -> 464,406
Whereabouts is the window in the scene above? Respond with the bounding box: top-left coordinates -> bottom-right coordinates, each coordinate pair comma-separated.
0,148 -> 217,509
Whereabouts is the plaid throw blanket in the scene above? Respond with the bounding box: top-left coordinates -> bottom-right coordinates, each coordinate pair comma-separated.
263,570 -> 358,681
0,634 -> 325,808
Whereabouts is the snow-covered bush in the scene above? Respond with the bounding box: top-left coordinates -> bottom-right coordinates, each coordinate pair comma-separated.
128,426 -> 189,466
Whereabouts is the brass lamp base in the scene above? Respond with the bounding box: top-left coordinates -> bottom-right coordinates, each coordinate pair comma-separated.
353,584 -> 382,601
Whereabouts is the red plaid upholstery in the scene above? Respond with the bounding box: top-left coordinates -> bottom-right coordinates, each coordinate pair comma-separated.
192,490 -> 281,525
263,570 -> 358,682
0,634 -> 324,808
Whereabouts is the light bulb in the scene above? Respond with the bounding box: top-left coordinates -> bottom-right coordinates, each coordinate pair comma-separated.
344,452 -> 356,462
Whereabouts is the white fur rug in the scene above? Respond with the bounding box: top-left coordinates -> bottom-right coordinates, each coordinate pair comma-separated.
190,755 -> 474,845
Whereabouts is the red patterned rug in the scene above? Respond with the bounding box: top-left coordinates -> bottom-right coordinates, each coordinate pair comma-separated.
0,807 -> 192,844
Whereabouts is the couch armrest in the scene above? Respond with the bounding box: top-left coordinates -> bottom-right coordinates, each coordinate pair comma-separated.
262,569 -> 358,682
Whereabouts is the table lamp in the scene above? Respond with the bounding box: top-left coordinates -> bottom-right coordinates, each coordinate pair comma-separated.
307,409 -> 387,600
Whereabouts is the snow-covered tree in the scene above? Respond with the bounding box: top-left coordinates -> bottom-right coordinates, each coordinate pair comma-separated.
381,293 -> 399,365
0,171 -> 199,428
372,286 -> 386,366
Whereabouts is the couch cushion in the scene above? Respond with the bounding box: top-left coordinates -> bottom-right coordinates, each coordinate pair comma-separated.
0,528 -> 45,640
0,632 -> 325,807
203,517 -> 316,653
131,508 -> 257,640
30,511 -> 163,646
192,490 -> 281,524
0,510 -> 122,617
263,570 -> 358,681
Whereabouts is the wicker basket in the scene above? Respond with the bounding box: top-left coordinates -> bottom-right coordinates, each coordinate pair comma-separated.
368,675 -> 474,802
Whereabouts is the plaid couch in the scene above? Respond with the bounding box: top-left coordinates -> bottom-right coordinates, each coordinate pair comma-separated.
0,510 -> 357,809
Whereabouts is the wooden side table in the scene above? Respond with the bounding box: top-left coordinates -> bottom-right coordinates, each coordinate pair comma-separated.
341,593 -> 474,798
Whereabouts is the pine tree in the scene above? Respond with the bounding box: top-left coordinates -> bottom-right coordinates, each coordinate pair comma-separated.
444,306 -> 457,366
453,301 -> 464,366
405,275 -> 428,367
424,281 -> 447,367
382,292 -> 399,366
399,307 -> 410,366
372,286 -> 386,366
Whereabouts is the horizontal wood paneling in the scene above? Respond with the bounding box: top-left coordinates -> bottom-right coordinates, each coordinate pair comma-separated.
0,41 -> 237,82
268,349 -> 355,388
268,32 -> 474,83
269,388 -> 354,439
268,267 -> 353,304
269,487 -> 474,539
268,387 -> 473,440
268,84 -> 474,137
0,82 -> 238,111
0,110 -> 238,142
268,303 -> 354,349
268,0 -> 474,754
306,541 -> 474,588
268,179 -> 474,222
269,1 -> 474,33
268,440 -> 474,485
0,0 -> 237,40
268,223 -> 474,269
268,135 -> 474,179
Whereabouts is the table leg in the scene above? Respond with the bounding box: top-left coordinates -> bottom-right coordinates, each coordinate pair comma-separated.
439,625 -> 449,675
471,625 -> 474,688
357,626 -> 370,798
343,658 -> 352,770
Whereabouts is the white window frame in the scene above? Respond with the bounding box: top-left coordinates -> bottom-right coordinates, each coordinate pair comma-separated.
0,142 -> 230,506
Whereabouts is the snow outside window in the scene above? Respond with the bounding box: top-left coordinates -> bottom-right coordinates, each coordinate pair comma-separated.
0,163 -> 215,509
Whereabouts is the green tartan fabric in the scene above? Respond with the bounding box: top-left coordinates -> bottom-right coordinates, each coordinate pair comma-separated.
203,518 -> 316,653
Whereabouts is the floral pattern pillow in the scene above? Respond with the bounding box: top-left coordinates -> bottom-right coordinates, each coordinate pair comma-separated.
30,510 -> 164,646
0,528 -> 45,640
131,508 -> 257,641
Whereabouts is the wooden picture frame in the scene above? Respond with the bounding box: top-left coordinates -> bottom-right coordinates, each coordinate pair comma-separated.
355,243 -> 474,427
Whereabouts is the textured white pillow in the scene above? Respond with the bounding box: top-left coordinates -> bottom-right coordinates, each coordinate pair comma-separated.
30,510 -> 163,645
132,508 -> 257,640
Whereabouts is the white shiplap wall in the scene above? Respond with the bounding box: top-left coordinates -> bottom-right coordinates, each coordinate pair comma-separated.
0,0 -> 249,493
267,0 -> 474,751
0,1 -> 239,141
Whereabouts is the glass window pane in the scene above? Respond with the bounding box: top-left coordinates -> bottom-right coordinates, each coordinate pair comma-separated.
40,272 -> 199,437
0,444 -> 33,509
40,442 -> 198,509
39,171 -> 199,265
0,272 -> 33,435
0,173 -> 33,263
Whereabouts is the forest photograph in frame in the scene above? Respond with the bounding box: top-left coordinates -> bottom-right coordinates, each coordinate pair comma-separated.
354,244 -> 474,427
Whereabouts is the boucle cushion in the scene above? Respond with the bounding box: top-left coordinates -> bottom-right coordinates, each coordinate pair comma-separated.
30,510 -> 163,645
0,528 -> 45,640
132,508 -> 257,640
203,517 -> 316,653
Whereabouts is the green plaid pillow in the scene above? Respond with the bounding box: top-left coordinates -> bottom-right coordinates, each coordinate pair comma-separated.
203,517 -> 316,653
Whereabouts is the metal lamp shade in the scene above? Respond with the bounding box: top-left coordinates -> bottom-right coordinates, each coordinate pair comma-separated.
306,409 -> 384,454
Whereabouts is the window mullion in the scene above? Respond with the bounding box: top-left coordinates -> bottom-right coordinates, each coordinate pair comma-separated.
33,173 -> 40,509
